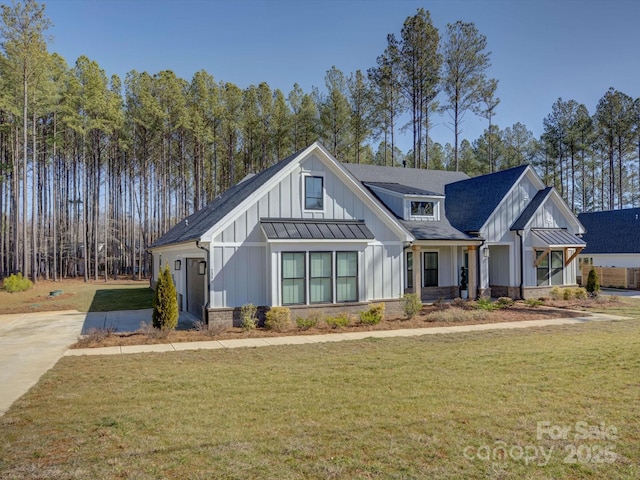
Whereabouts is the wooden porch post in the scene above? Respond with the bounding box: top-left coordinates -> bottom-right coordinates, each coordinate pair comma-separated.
412,244 -> 422,298
468,245 -> 478,299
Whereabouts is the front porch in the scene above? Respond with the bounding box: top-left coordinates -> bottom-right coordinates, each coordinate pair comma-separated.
405,242 -> 482,301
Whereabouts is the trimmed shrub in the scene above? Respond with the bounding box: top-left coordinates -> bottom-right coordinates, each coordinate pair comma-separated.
586,267 -> 600,296
474,297 -> 498,311
265,306 -> 291,331
562,288 -> 574,300
325,314 -> 350,329
152,264 -> 179,331
524,298 -> 543,307
550,286 -> 563,300
240,303 -> 258,331
359,303 -> 385,325
3,273 -> 33,293
403,293 -> 423,319
496,297 -> 514,308
296,316 -> 317,330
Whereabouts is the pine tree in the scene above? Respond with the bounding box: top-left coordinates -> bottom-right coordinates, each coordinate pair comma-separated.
152,263 -> 178,330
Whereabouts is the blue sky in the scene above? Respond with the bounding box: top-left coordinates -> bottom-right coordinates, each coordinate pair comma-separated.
44,0 -> 640,154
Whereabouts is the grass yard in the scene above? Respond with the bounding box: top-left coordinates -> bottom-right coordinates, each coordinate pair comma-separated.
1,317 -> 639,479
0,279 -> 153,314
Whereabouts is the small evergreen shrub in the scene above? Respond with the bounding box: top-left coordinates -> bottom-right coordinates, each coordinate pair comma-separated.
325,313 -> 350,329
496,297 -> 514,308
403,293 -> 423,319
524,298 -> 543,307
3,273 -> 33,293
359,303 -> 385,325
474,297 -> 497,311
296,316 -> 317,330
152,264 -> 179,331
265,306 -> 291,331
586,267 -> 600,296
240,303 -> 258,331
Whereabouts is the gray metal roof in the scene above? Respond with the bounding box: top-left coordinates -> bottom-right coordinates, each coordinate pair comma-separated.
511,187 -> 553,230
364,182 -> 442,197
344,164 -> 468,195
578,208 -> 640,254
532,229 -> 586,247
261,219 -> 374,240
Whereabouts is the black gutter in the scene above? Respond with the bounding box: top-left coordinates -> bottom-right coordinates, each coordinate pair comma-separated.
516,230 -> 524,299
196,240 -> 211,323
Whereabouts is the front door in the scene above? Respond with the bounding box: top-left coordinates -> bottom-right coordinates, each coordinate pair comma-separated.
186,258 -> 205,320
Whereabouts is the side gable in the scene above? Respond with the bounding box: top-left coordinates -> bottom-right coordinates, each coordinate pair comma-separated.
578,208 -> 640,254
203,142 -> 412,244
445,165 -> 531,234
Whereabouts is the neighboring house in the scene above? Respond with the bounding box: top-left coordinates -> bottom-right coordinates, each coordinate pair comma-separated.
577,208 -> 640,268
150,142 -> 585,325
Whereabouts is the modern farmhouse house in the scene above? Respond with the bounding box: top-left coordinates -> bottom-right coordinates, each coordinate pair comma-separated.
150,142 -> 585,325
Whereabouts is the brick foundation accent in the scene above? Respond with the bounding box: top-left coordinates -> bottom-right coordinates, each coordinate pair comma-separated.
522,285 -> 581,300
207,299 -> 405,328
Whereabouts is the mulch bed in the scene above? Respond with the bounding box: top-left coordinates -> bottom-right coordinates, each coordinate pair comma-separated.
72,301 -> 595,349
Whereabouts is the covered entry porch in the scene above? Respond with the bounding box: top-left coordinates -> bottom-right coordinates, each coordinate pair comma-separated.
405,240 -> 483,301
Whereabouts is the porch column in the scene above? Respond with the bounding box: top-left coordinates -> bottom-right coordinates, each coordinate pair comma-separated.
468,245 -> 477,300
412,244 -> 422,297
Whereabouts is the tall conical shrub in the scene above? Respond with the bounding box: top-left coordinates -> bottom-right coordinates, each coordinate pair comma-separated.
152,263 -> 179,330
586,267 -> 600,296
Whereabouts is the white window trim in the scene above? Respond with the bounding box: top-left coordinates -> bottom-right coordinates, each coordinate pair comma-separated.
404,197 -> 441,221
302,172 -> 326,213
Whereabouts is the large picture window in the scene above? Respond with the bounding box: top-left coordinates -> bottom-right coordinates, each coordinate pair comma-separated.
423,252 -> 438,287
282,253 -> 305,305
305,176 -> 323,210
336,252 -> 358,302
310,252 -> 332,303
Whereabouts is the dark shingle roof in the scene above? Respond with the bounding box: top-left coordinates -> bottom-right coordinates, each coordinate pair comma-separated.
364,182 -> 442,197
445,165 -> 529,233
151,148 -> 304,248
261,219 -> 374,240
511,187 -> 553,230
399,220 -> 473,241
578,208 -> 640,254
344,164 -> 468,195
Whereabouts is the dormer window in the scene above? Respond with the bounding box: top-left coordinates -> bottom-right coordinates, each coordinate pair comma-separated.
411,201 -> 434,217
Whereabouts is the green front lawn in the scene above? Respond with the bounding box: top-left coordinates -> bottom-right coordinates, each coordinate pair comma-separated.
1,317 -> 639,479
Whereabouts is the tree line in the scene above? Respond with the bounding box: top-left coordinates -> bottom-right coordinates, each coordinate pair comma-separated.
0,1 -> 638,282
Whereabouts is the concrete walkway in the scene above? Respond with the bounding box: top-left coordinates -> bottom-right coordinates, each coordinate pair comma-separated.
66,312 -> 628,356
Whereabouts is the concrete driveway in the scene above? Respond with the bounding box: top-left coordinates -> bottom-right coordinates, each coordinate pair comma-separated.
0,310 -> 86,416
0,308 -> 198,416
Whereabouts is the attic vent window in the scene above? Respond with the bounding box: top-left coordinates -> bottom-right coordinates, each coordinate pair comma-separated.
411,201 -> 434,217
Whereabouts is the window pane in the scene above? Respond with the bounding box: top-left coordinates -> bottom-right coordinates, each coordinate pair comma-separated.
305,176 -> 323,210
310,278 -> 332,303
282,253 -> 304,279
406,251 -> 413,289
336,277 -> 357,302
310,252 -> 331,278
310,252 -> 332,303
551,251 -> 563,285
411,201 -> 434,216
337,252 -> 357,276
424,252 -> 437,269
283,279 -> 305,304
536,251 -> 548,268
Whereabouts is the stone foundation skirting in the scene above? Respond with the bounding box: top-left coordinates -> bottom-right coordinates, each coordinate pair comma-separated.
207,299 -> 405,329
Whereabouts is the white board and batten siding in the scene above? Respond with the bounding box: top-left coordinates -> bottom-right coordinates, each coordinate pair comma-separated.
211,153 -> 406,308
